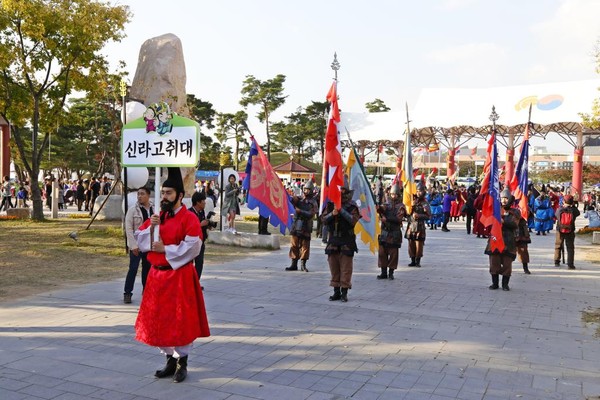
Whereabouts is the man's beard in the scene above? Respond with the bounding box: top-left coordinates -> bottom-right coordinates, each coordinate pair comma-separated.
160,199 -> 177,221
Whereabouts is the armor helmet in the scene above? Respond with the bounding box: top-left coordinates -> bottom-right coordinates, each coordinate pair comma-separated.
304,180 -> 314,190
500,188 -> 515,208
390,184 -> 401,195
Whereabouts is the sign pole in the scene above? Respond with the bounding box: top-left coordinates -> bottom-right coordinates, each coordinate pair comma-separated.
154,167 -> 161,241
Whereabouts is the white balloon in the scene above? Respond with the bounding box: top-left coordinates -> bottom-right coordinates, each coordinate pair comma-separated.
123,167 -> 149,189
205,197 -> 215,214
122,192 -> 139,213
126,101 -> 146,122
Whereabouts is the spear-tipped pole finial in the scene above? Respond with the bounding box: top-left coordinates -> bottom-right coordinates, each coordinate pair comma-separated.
331,52 -> 340,81
489,105 -> 499,131
405,102 -> 412,133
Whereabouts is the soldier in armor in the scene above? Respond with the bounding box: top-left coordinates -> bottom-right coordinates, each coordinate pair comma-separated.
405,183 -> 431,267
486,188 -> 521,291
286,181 -> 318,272
321,185 -> 361,302
377,184 -> 406,280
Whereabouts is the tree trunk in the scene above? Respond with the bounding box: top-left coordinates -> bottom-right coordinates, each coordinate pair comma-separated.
30,175 -> 44,220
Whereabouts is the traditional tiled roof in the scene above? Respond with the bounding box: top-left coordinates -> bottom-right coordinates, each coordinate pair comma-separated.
273,160 -> 315,173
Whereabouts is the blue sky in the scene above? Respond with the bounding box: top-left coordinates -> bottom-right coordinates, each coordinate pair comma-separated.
105,0 -> 600,152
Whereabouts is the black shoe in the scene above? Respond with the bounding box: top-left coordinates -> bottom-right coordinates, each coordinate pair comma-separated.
155,355 -> 177,378
501,276 -> 510,291
489,284 -> 499,290
388,270 -> 394,280
489,274 -> 499,290
329,288 -> 341,301
441,228 -> 450,232
568,266 -> 576,270
123,293 -> 132,304
340,288 -> 348,302
415,258 -> 421,267
285,259 -> 298,271
376,267 -> 387,280
173,356 -> 188,383
300,261 -> 308,272
554,261 -> 560,267
536,232 -> 540,236
408,258 -> 417,267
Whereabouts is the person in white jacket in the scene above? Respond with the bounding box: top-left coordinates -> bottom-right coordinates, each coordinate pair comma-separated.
123,187 -> 153,304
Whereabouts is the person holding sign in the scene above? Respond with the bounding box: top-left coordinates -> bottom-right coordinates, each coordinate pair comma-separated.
134,168 -> 210,383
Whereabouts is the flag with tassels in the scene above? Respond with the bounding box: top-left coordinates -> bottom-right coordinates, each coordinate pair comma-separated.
509,123 -> 530,220
479,131 -> 505,253
242,136 -> 294,234
319,80 -> 344,212
346,146 -> 381,254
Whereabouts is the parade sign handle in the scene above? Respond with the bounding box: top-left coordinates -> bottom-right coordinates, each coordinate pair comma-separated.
121,102 -> 200,241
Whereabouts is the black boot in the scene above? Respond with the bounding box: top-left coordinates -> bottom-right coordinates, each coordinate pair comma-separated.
376,267 -> 387,279
285,259 -> 298,271
329,287 -> 341,301
155,355 -> 177,378
523,263 -> 531,274
173,356 -> 188,383
489,274 -> 499,290
415,257 -> 421,268
340,288 -> 348,302
408,257 -> 417,267
300,260 -> 308,272
502,275 -> 510,291
388,268 -> 394,280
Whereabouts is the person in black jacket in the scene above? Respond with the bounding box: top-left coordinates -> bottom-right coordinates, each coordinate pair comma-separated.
554,194 -> 580,269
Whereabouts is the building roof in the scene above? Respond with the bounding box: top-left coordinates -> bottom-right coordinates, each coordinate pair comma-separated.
272,160 -> 315,173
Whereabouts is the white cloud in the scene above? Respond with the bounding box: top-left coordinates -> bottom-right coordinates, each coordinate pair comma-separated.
425,43 -> 509,86
436,0 -> 479,11
528,0 -> 600,80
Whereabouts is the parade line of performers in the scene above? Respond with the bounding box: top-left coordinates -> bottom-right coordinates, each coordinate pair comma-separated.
130,168 -> 580,383
285,178 -> 581,300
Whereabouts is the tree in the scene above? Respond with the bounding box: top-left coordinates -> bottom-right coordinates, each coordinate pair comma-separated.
303,101 -> 329,160
239,74 -> 287,161
581,38 -> 600,129
215,111 -> 249,171
187,94 -> 216,131
197,135 -> 222,171
0,0 -> 130,220
365,98 -> 391,113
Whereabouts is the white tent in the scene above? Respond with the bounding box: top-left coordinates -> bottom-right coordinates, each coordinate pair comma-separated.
412,79 -> 600,128
340,79 -> 600,143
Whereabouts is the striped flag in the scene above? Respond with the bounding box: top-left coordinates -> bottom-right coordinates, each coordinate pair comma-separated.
479,131 -> 505,253
402,127 -> 415,214
509,124 -> 530,219
319,81 -> 344,212
346,146 -> 381,254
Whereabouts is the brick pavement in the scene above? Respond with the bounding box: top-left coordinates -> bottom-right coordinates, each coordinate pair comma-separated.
1,218 -> 600,400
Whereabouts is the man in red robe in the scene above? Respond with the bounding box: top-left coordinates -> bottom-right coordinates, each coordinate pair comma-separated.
134,168 -> 210,383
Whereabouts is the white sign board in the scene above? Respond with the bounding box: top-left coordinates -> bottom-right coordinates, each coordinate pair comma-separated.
121,114 -> 200,167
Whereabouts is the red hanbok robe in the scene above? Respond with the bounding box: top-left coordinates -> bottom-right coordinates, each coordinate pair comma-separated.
134,206 -> 210,347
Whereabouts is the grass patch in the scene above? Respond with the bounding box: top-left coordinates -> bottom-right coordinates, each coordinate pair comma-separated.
582,308 -> 600,337
0,217 -> 284,303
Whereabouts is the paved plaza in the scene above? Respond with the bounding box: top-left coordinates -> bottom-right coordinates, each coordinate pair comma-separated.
1,218 -> 600,400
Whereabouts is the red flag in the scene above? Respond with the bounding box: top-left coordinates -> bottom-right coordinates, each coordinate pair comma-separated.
243,137 -> 294,234
471,146 -> 477,156
480,132 -> 506,253
320,81 -> 344,210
